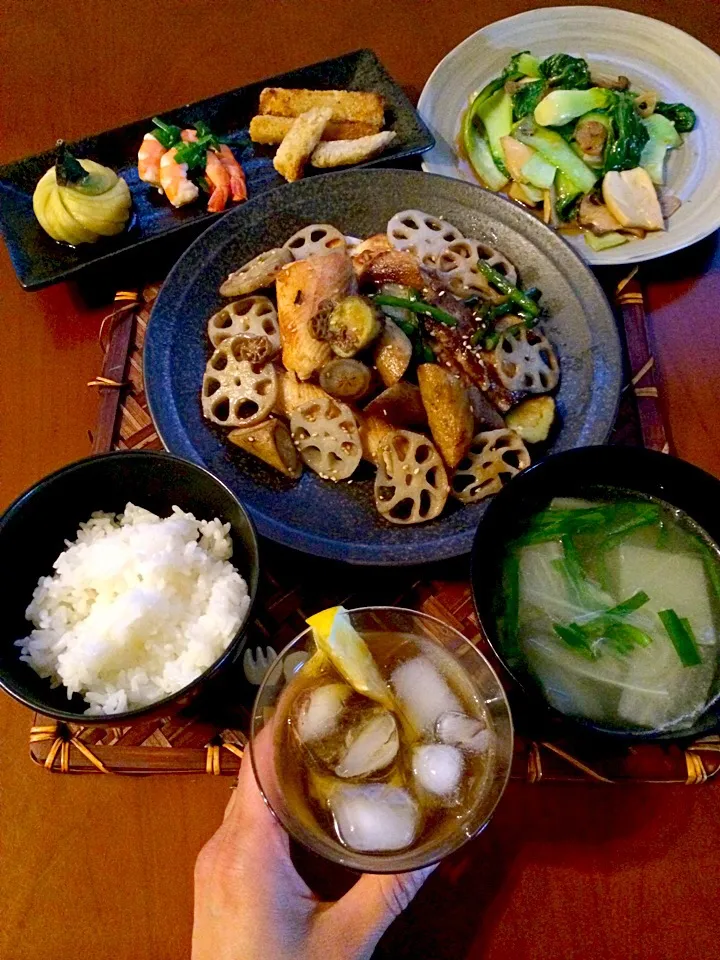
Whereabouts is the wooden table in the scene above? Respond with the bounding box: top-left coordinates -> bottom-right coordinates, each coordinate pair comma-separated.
2,2 -> 720,958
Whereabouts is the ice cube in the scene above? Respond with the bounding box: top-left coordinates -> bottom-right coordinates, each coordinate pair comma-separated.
335,709 -> 399,779
329,784 -> 419,852
294,683 -> 351,744
412,743 -> 463,799
436,711 -> 491,754
391,656 -> 462,734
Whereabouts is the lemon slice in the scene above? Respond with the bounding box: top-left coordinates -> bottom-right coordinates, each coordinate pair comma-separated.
306,606 -> 392,707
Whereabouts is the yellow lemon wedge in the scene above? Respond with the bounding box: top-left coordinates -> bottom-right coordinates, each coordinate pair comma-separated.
306,606 -> 392,707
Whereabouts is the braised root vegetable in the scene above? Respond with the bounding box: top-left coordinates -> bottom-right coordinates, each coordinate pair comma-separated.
328,296 -> 383,358
358,414 -> 396,464
504,396 -> 556,443
33,144 -> 131,245
386,210 -> 464,266
273,369 -> 332,418
220,247 -> 293,297
207,296 -> 280,350
374,431 -> 449,524
276,251 -> 354,379
319,358 -> 372,401
451,429 -> 531,502
202,339 -> 277,428
494,324 -> 559,393
435,238 -> 517,297
364,383 -> 428,427
373,318 -> 413,386
290,397 -> 361,481
228,418 -> 302,478
283,223 -> 347,260
417,364 -> 474,469
602,168 -> 664,231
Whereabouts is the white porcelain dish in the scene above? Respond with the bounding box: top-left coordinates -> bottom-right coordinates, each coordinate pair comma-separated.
418,6 -> 720,265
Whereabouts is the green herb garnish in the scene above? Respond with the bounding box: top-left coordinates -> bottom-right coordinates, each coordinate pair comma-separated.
373,294 -> 458,327
152,117 -> 182,149
475,261 -> 542,319
658,609 -> 702,667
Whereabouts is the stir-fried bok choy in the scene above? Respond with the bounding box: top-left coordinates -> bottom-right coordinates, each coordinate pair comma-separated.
460,51 -> 696,250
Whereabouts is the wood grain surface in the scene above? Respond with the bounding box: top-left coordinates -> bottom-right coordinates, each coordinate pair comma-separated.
1,2 -> 720,958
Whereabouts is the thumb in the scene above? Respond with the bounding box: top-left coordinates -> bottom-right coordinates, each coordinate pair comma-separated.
320,865 -> 436,954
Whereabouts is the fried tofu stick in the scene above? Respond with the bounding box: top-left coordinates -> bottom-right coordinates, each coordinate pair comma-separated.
249,115 -> 380,144
273,107 -> 332,182
259,87 -> 385,127
310,131 -> 397,168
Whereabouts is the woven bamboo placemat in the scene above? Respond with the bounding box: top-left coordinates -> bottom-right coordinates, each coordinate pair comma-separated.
29,278 -> 720,783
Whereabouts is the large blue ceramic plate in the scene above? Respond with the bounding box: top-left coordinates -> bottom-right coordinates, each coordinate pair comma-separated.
145,168 -> 621,565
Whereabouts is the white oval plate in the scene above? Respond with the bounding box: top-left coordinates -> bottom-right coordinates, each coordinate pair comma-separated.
418,6 -> 720,265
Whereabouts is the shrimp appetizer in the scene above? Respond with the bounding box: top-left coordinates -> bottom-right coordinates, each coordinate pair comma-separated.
138,118 -> 247,212
202,212 -> 560,524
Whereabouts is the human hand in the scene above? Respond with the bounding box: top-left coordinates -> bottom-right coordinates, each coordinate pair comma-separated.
192,744 -> 435,960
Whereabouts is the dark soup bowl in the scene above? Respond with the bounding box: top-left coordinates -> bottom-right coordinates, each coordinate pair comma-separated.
471,446 -> 720,740
0,451 -> 259,725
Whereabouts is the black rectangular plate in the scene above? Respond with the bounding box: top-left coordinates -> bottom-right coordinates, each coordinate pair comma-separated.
0,49 -> 434,291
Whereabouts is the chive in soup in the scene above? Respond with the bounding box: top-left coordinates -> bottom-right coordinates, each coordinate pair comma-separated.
498,491 -> 720,733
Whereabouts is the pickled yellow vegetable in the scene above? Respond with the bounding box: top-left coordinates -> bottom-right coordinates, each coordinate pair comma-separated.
33,144 -> 131,245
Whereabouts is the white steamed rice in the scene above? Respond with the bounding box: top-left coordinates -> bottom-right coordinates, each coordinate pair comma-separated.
16,503 -> 250,715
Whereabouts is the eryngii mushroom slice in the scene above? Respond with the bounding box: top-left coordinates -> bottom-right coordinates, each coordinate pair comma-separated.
283,223 -> 347,260
207,296 -> 281,351
290,396 -> 361,481
319,358 -> 372,402
451,429 -> 530,503
219,247 -> 293,298
386,209 -> 465,269
417,364 -> 474,469
228,418 -> 302,479
374,430 -> 449,525
202,337 -> 277,428
363,383 -> 427,428
373,318 -> 413,387
494,324 -> 559,394
276,251 -> 355,381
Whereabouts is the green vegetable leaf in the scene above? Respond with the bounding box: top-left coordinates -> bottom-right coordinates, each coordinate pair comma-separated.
604,92 -> 649,173
503,51 -> 542,81
55,142 -> 88,187
658,609 -> 702,667
512,80 -> 547,121
538,53 -> 591,90
655,101 -> 696,133
152,117 -> 182,149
